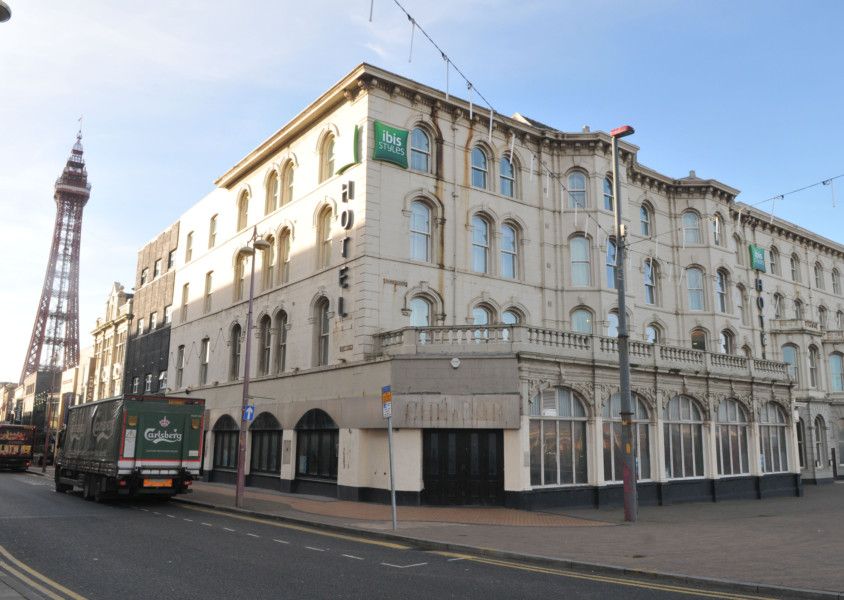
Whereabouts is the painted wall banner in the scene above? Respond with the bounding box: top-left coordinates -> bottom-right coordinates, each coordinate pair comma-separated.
373,121 -> 408,168
749,244 -> 766,272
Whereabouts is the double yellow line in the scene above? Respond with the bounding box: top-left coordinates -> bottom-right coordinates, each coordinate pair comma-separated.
434,552 -> 774,600
0,545 -> 86,600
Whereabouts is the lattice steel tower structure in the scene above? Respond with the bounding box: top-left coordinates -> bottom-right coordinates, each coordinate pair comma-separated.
20,132 -> 91,383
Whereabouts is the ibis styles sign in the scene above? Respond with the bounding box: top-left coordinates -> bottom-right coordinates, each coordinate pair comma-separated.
373,121 -> 408,168
749,244 -> 766,272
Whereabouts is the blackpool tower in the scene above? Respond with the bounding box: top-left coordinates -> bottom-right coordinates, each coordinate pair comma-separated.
20,132 -> 90,383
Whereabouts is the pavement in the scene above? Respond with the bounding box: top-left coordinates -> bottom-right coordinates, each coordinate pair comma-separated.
174,478 -> 844,599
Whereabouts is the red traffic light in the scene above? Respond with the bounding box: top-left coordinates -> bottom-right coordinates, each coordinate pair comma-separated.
610,125 -> 635,138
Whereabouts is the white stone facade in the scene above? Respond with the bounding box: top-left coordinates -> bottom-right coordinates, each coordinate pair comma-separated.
161,64 -> 842,507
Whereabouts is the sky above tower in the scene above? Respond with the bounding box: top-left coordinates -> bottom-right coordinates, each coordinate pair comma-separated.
0,1 -> 843,380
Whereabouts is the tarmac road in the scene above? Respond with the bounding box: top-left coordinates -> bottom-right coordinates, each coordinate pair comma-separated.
0,471 -> 779,600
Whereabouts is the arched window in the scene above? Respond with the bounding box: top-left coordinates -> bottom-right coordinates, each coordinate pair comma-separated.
410,200 -> 432,262
607,311 -> 619,338
407,296 -> 431,329
250,412 -> 282,475
719,329 -> 735,354
737,284 -> 749,325
567,172 -> 587,209
640,204 -> 652,237
209,214 -> 218,248
281,162 -> 294,206
644,259 -> 658,305
500,156 -> 515,197
760,402 -> 789,473
410,127 -> 431,173
472,304 -> 492,326
212,415 -> 238,470
296,409 -> 339,481
471,146 -> 488,189
794,299 -> 804,320
570,235 -> 591,286
229,324 -> 242,381
808,345 -> 819,388
278,228 -> 291,284
319,134 -> 335,183
262,235 -> 275,290
529,388 -> 588,486
691,328 -> 707,351
275,311 -> 288,373
686,267 -> 705,310
571,308 -> 593,334
769,246 -> 780,276
603,177 -> 614,211
716,399 -> 749,475
318,207 -> 332,269
814,416 -> 827,468
829,353 -> 843,392
814,262 -> 825,289
773,293 -> 784,319
606,238 -> 617,289
258,315 -> 272,376
265,170 -> 280,214
603,393 -> 651,481
797,418 -> 807,469
790,253 -> 801,282
501,309 -> 521,325
715,269 -> 729,313
734,234 -> 744,266
315,298 -> 330,367
500,222 -> 518,278
663,396 -> 705,479
237,191 -> 249,231
782,344 -> 799,383
819,305 -> 828,329
712,213 -> 724,246
832,268 -> 841,295
234,254 -> 247,301
682,211 -> 701,245
471,214 -> 490,274
645,323 -> 660,344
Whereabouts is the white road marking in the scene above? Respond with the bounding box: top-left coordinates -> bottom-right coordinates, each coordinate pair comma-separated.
381,562 -> 427,569
140,508 -> 149,512
447,557 -> 466,562
183,519 -> 193,522
152,512 -> 161,515
305,546 -> 325,552
166,514 -> 176,519
342,554 -> 364,560
273,539 -> 289,544
201,522 -> 213,527
246,533 -> 259,538
223,527 -> 235,532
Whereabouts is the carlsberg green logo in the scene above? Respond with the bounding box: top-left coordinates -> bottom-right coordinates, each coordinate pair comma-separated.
373,121 -> 408,169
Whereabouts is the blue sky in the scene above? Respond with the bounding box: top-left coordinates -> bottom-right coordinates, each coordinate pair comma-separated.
1,0 -> 842,380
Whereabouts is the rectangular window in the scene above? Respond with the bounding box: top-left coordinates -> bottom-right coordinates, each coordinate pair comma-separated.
167,249 -> 175,270
208,215 -> 217,248
199,338 -> 209,385
204,271 -> 213,313
181,283 -> 189,322
136,318 -> 144,335
149,312 -> 158,330
176,345 -> 185,389
164,305 -> 172,324
131,377 -> 139,394
153,259 -> 162,278
185,232 -> 193,262
144,373 -> 152,393
140,268 -> 149,286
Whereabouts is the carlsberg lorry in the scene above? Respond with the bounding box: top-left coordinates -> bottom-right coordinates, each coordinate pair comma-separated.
55,395 -> 205,501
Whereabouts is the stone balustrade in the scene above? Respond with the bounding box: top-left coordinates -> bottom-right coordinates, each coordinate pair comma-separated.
373,325 -> 791,382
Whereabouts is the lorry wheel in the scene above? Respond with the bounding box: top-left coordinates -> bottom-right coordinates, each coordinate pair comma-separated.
93,479 -> 107,503
54,473 -> 72,493
83,476 -> 95,501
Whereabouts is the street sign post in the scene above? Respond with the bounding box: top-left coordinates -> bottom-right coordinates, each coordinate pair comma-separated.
382,385 -> 397,531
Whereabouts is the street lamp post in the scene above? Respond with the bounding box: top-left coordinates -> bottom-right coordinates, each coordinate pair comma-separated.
610,124 -> 638,523
234,227 -> 271,509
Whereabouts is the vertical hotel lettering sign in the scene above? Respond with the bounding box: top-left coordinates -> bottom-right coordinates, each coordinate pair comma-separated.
337,180 -> 354,318
373,121 -> 408,169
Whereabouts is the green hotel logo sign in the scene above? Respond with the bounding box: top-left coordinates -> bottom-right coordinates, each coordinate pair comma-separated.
373,121 -> 408,169
749,244 -> 766,272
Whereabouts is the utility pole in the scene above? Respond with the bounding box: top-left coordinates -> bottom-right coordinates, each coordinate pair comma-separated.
611,125 -> 638,522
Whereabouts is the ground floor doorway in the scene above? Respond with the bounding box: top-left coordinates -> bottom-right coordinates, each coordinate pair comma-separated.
422,429 -> 504,505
